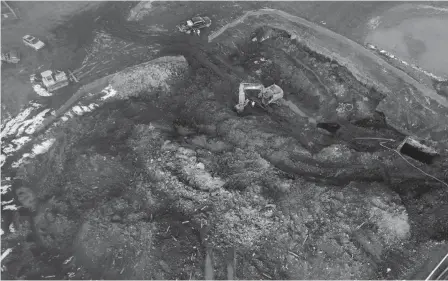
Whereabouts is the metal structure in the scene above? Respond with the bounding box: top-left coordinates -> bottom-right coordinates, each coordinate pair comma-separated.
234,82 -> 284,113
30,69 -> 77,92
425,253 -> 448,280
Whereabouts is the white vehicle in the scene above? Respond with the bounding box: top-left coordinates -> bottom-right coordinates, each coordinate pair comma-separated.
40,70 -> 69,91
177,16 -> 212,36
22,35 -> 45,50
1,49 -> 20,64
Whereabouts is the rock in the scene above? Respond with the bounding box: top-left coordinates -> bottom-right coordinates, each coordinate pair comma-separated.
196,162 -> 205,170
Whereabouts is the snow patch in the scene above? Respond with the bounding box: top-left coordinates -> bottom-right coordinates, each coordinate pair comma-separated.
1,200 -> 14,205
1,184 -> 11,195
1,248 -> 12,262
370,44 -> 446,81
418,4 -> 448,12
16,119 -> 36,135
24,108 -> 52,135
101,85 -> 118,100
3,136 -> 32,155
0,154 -> 6,168
32,138 -> 56,155
2,205 -> 18,211
11,139 -> 54,168
81,105 -> 91,112
89,103 -> 98,110
33,84 -> 53,97
1,106 -> 35,138
63,256 -> 74,265
72,106 -> 84,115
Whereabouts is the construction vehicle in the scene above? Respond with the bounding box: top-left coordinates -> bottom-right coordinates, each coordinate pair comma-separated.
177,16 -> 211,36
234,82 -> 284,113
1,49 -> 20,64
30,69 -> 77,92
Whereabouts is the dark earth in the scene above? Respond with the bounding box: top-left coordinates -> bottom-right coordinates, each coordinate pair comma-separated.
1,1 -> 448,280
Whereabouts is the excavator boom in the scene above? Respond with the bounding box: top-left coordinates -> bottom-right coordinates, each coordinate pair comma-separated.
236,83 -> 265,112
235,82 -> 283,113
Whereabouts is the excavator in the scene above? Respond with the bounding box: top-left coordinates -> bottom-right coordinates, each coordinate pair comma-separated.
234,82 -> 284,113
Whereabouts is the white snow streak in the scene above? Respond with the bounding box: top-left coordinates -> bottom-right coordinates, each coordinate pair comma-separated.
1,248 -> 12,262
33,84 -> 53,97
3,136 -> 32,155
1,184 -> 11,195
101,85 -> 117,100
72,106 -> 84,115
32,138 -> 55,155
24,109 -> 52,135
1,200 -> 14,205
1,106 -> 34,138
0,154 -> 6,168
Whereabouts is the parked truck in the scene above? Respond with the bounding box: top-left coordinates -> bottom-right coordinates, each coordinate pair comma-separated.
1,49 -> 20,64
30,69 -> 74,92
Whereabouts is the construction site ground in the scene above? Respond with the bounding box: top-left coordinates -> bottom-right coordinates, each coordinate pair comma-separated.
1,1 -> 448,280
1,1 -> 403,121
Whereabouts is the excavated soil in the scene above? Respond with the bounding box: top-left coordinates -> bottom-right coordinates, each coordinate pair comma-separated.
2,23 -> 447,281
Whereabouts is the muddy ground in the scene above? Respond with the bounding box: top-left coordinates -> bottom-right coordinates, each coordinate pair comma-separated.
2,1 -> 448,280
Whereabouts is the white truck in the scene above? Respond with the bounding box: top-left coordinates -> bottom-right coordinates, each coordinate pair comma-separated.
1,49 -> 20,64
30,70 -> 71,92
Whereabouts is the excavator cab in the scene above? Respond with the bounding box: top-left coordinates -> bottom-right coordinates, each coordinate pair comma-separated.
235,82 -> 284,113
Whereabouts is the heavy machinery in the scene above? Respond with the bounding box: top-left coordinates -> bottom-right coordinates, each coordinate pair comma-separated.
234,82 -> 284,113
177,16 -> 211,36
30,70 -> 74,92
